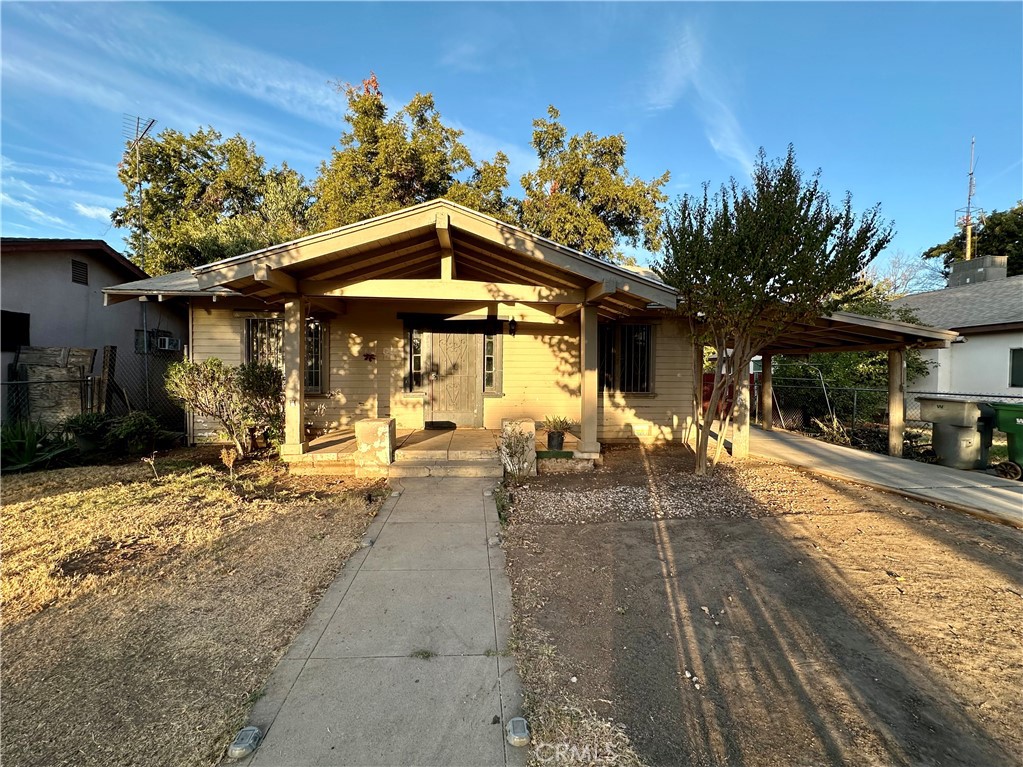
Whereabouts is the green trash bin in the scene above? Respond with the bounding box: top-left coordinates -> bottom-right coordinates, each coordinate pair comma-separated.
988,402 -> 1023,480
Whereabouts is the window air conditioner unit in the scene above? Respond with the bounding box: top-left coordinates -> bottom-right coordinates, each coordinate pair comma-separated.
157,336 -> 182,351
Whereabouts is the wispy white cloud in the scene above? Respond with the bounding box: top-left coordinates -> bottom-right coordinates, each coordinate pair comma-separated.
72,202 -> 112,222
1,192 -> 70,228
440,42 -> 488,73
7,3 -> 343,129
645,23 -> 755,177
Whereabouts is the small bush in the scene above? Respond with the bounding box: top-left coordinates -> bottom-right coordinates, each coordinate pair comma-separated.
237,362 -> 285,447
166,358 -> 249,454
500,426 -> 535,485
106,412 -> 164,455
64,412 -> 113,442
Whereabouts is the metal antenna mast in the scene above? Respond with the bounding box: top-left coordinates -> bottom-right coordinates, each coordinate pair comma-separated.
122,115 -> 157,406
955,137 -> 984,262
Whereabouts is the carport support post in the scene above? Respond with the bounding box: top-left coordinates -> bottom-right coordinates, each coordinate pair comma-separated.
281,298 -> 308,456
888,348 -> 905,457
577,303 -> 601,455
760,354 -> 773,431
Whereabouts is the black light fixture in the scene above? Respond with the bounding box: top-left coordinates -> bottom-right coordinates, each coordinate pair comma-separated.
508,319 -> 518,337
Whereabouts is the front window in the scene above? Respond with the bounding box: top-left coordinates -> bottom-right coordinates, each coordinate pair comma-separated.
245,317 -> 325,393
598,323 -> 653,394
407,329 -> 424,391
1011,348 -> 1023,388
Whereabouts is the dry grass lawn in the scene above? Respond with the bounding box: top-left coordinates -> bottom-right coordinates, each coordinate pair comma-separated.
1,448 -> 383,767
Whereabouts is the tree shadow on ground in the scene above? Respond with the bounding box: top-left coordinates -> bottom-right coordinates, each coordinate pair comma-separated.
513,443 -> 1020,767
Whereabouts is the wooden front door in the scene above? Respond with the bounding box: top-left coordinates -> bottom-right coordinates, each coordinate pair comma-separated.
429,333 -> 482,427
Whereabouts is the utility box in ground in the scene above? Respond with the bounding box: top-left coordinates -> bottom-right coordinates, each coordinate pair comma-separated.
918,397 -> 995,470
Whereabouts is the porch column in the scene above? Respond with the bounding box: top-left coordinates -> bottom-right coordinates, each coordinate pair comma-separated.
577,303 -> 601,455
732,374 -> 750,460
888,348 -> 905,457
281,298 -> 308,455
760,354 -> 774,431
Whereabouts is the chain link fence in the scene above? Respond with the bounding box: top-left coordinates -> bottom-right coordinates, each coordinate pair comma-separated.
758,375 -> 1023,451
2,344 -> 185,433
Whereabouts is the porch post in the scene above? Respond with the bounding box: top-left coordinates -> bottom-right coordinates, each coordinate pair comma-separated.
888,348 -> 905,457
760,354 -> 774,431
281,298 -> 308,455
577,303 -> 601,455
732,373 -> 750,460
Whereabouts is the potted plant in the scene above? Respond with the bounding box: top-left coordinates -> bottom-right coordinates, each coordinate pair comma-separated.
64,412 -> 112,454
542,415 -> 574,451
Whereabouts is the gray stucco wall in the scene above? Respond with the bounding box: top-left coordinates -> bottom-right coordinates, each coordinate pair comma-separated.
1,248 -> 186,381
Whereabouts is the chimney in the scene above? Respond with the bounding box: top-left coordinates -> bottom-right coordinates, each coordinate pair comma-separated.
947,254 -> 1008,287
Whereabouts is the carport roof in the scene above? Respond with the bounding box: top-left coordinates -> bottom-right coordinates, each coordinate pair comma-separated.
759,310 -> 958,355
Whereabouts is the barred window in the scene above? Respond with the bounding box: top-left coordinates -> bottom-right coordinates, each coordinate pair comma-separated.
245,317 -> 325,393
597,323 -> 653,394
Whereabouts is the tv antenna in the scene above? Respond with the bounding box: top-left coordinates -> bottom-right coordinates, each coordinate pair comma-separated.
122,114 -> 156,407
955,137 -> 985,261
122,115 -> 156,271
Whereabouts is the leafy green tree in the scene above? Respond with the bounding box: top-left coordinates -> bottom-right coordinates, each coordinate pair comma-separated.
923,202 -> 1023,277
519,106 -> 669,261
656,145 -> 894,475
311,74 -> 516,229
113,127 -> 311,275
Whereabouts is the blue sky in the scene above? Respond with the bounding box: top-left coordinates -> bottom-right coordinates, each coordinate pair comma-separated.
2,1 -> 1021,272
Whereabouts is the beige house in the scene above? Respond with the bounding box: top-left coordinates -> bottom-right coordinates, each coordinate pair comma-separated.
104,199 -> 958,473
105,200 -> 688,462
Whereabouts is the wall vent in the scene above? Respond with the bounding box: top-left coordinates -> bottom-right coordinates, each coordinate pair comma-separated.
71,259 -> 89,285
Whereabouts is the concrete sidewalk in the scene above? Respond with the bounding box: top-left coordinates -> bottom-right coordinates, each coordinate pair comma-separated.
237,478 -> 525,767
750,428 -> 1023,527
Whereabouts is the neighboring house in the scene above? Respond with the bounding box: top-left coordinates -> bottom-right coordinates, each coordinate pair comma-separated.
104,200 -> 956,464
892,255 -> 1023,399
1,238 -> 187,420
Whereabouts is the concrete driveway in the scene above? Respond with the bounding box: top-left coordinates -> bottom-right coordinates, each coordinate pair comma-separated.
751,427 -> 1023,527
236,478 -> 525,767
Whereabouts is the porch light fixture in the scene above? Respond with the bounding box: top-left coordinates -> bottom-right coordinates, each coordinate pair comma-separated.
508,319 -> 517,337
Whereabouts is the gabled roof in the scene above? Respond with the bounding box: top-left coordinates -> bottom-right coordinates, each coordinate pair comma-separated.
891,275 -> 1023,332
2,237 -> 147,280
188,199 -> 679,312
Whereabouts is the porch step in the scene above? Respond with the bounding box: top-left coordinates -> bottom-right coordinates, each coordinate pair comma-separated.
388,460 -> 504,478
394,448 -> 499,462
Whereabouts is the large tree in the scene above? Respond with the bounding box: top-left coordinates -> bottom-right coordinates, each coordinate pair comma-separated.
113,127 -> 311,275
922,202 -> 1023,277
519,106 -> 669,261
310,74 -> 516,229
656,146 -> 894,475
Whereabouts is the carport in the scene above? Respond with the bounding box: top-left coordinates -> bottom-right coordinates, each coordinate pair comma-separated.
733,311 -> 958,458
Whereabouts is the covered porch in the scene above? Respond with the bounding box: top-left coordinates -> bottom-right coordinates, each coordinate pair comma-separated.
186,199 -> 679,460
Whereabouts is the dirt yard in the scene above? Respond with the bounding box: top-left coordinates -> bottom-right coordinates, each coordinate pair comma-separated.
1,449 -> 383,767
505,444 -> 1023,767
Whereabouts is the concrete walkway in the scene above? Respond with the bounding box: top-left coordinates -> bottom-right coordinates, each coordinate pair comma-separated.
238,478 -> 525,766
750,427 -> 1023,527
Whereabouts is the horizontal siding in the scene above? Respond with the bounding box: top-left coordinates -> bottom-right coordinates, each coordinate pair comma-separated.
599,318 -> 694,442
186,298 -> 695,444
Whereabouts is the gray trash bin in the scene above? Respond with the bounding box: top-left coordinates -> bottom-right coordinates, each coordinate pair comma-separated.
918,397 -> 995,470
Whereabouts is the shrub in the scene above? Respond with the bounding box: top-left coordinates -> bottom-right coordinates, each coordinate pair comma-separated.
500,426 -> 535,485
237,362 -> 285,446
64,412 -> 113,449
106,411 -> 165,455
166,358 -> 249,455
1,420 -> 75,473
